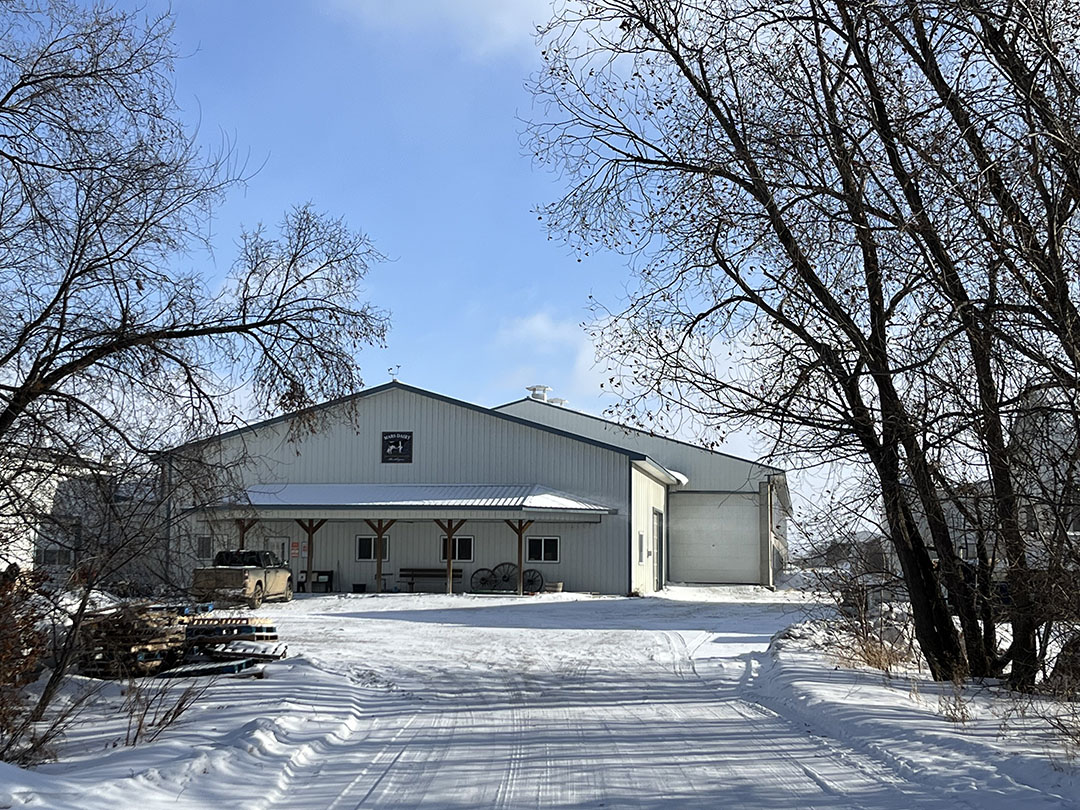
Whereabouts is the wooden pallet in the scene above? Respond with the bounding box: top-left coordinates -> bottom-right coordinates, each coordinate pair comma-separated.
77,604 -> 188,679
185,625 -> 279,642
77,607 -> 285,680
205,641 -> 288,662
181,616 -> 275,627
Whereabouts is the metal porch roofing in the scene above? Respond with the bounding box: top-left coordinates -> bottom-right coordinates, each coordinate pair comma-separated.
237,483 -> 618,514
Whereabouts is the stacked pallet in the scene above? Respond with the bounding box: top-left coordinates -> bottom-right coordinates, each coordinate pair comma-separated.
181,616 -> 279,643
206,640 -> 288,662
78,605 -> 186,679
76,608 -> 286,680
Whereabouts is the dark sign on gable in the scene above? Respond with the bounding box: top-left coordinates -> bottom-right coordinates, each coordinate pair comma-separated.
381,431 -> 413,464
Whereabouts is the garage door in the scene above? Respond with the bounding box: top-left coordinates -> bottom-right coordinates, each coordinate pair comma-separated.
668,492 -> 760,584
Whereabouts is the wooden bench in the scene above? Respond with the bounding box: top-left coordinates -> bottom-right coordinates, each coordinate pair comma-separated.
398,567 -> 462,592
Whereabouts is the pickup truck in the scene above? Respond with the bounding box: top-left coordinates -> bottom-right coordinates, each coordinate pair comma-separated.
191,549 -> 294,609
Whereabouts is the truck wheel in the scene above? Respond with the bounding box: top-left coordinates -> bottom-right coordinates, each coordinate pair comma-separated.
248,582 -> 264,610
283,579 -> 294,602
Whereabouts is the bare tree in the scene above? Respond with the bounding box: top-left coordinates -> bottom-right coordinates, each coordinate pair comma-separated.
0,0 -> 390,755
531,0 -> 1080,686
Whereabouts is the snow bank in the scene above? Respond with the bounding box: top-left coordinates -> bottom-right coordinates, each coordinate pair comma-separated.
748,622 -> 1080,809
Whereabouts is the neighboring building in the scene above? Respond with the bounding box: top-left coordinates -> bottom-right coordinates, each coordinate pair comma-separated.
170,381 -> 788,595
0,451 -> 108,574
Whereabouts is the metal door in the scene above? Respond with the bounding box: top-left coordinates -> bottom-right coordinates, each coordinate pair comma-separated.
652,509 -> 665,592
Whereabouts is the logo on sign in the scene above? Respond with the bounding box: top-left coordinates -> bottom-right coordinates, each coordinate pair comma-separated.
382,431 -> 413,463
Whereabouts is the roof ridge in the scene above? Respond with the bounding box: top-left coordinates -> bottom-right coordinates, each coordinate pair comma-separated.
169,380 -> 647,461
493,396 -> 783,472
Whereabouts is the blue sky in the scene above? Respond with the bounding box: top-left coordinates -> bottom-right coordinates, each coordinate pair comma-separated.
131,1 -> 766,462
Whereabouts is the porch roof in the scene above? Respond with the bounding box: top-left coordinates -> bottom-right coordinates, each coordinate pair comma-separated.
227,483 -> 618,516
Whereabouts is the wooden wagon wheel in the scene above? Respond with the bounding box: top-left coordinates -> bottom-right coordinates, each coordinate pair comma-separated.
522,568 -> 544,593
470,567 -> 496,592
492,562 -> 518,591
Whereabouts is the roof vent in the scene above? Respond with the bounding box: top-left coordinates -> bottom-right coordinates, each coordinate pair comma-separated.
549,397 -> 568,407
526,384 -> 551,402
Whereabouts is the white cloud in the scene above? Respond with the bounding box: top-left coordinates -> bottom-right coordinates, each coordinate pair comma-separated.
497,311 -> 579,354
494,311 -> 612,410
328,0 -> 556,61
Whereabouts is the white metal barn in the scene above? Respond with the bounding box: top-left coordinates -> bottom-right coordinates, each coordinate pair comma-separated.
495,390 -> 789,586
178,381 -> 787,595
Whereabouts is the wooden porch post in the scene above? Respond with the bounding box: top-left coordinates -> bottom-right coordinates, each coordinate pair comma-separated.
236,518 -> 258,550
504,520 -> 534,595
364,518 -> 396,594
434,518 -> 467,595
295,518 -> 327,592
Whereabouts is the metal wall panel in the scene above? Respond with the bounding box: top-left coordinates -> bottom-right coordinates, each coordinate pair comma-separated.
630,467 -> 667,594
192,386 -> 633,594
667,491 -> 760,583
496,399 -> 777,492
203,516 -> 621,594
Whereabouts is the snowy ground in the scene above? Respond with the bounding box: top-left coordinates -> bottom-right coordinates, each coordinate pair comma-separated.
3,586 -> 1078,809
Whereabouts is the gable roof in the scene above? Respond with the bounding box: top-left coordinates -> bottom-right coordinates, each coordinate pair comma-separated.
169,380 -> 657,463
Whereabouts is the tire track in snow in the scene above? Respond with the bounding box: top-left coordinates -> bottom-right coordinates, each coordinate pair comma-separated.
259,603 -> 1037,809
247,686 -> 373,810
659,628 -> 977,810
489,673 -> 527,810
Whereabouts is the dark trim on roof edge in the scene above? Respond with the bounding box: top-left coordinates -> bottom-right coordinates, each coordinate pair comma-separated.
168,381 -> 647,461
493,396 -> 784,473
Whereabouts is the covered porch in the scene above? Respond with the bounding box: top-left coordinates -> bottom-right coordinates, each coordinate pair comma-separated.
209,483 -> 620,596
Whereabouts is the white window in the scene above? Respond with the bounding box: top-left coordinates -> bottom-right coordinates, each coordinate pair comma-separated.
638,532 -> 645,564
196,535 -> 213,559
439,535 -> 473,562
357,535 -> 389,561
527,536 -> 560,563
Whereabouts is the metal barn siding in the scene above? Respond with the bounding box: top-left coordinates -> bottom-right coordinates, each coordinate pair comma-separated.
630,467 -> 668,594
495,398 -> 781,491
666,491 -> 761,584
496,398 -> 788,588
203,517 -> 613,594
189,384 -> 634,594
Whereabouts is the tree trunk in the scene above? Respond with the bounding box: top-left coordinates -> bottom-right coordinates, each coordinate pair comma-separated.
29,582 -> 94,723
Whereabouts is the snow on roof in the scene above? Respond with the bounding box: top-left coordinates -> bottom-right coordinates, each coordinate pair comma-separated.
240,483 -> 617,514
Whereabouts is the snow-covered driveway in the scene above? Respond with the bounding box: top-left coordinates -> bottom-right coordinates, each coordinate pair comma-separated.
254,592 -> 912,809
7,588 -> 1076,809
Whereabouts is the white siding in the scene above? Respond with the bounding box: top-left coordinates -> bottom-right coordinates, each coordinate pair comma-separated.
495,398 -> 778,491
667,491 -> 760,584
185,385 -> 634,594
630,467 -> 667,594
497,398 -> 789,588
200,516 -> 621,594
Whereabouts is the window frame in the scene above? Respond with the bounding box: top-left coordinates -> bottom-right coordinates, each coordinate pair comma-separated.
356,534 -> 390,562
439,535 -> 474,563
526,535 -> 561,564
196,535 -> 213,560
34,546 -> 73,566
